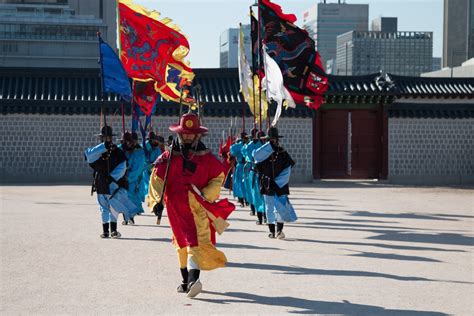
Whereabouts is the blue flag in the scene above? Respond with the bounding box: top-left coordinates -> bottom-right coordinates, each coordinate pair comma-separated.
98,36 -> 132,102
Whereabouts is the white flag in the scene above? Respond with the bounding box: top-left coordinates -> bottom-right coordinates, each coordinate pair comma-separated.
262,48 -> 296,127
238,25 -> 267,123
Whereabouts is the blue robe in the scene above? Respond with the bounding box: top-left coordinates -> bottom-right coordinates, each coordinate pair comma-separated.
254,142 -> 297,223
241,141 -> 258,206
119,145 -> 146,215
250,141 -> 266,213
141,141 -> 162,201
229,140 -> 246,199
84,143 -> 139,223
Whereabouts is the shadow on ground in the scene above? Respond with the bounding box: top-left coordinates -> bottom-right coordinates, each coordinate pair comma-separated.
368,232 -> 474,247
119,237 -> 172,242
286,238 -> 465,253
348,211 -> 462,222
218,243 -> 280,251
347,251 -> 442,263
227,262 -> 433,282
198,291 -> 447,315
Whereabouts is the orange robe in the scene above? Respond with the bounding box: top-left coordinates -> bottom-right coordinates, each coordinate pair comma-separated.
148,147 -> 234,270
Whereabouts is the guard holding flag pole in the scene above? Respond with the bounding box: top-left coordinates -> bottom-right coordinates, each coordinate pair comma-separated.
89,31 -> 135,238
148,111 -> 235,298
254,126 -> 297,239
84,125 -> 140,238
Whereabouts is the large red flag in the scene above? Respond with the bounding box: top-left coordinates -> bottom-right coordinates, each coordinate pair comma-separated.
118,0 -> 194,110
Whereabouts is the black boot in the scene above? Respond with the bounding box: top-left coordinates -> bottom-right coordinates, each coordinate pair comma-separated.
250,204 -> 256,216
238,198 -> 244,207
268,224 -> 276,238
256,212 -> 263,225
186,269 -> 202,298
100,223 -> 110,238
177,268 -> 188,293
276,222 -> 285,239
263,211 -> 267,224
110,222 -> 121,238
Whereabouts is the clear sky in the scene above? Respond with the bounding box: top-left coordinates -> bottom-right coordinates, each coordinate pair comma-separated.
133,0 -> 443,68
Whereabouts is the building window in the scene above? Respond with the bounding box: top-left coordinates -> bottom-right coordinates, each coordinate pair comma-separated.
1,42 -> 18,53
0,23 -> 102,41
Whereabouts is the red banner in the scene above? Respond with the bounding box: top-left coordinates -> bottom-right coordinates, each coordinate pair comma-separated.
118,0 -> 194,106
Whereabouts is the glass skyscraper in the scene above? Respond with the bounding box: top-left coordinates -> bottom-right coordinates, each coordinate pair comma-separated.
302,1 -> 368,69
443,0 -> 474,67
219,25 -> 251,68
336,27 -> 433,76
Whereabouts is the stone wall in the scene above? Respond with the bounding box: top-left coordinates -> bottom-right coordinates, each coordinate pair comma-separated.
388,118 -> 474,184
0,114 -> 313,183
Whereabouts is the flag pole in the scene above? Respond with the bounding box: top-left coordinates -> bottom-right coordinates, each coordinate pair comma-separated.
178,84 -> 184,122
97,32 -> 106,127
257,0 -> 263,132
121,99 -> 125,133
97,32 -> 105,102
262,46 -> 273,127
239,23 -> 246,134
250,6 -> 257,131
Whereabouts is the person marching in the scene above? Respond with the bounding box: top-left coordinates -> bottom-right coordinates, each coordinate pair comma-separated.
251,130 -> 267,225
254,127 -> 297,239
229,132 -> 249,207
141,131 -> 163,203
218,136 -> 233,189
84,125 -> 140,238
241,128 -> 259,216
148,113 -> 234,298
118,131 -> 146,224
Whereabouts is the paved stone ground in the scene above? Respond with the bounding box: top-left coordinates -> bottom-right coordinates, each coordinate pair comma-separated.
1,183 -> 473,315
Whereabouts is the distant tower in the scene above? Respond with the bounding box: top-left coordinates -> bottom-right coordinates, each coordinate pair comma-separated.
302,1 -> 369,66
443,0 -> 473,68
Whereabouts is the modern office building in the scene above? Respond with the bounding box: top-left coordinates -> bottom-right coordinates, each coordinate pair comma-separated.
432,57 -> 442,71
302,0 -> 368,66
336,18 -> 433,76
422,57 -> 474,77
0,0 -> 116,68
219,25 -> 251,68
371,17 -> 397,33
443,0 -> 474,68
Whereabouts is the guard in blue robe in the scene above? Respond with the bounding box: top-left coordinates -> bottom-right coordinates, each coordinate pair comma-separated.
254,127 -> 297,239
141,132 -> 163,202
241,130 -> 258,213
229,132 -> 249,206
118,131 -> 146,223
85,126 -> 140,238
250,130 -> 267,225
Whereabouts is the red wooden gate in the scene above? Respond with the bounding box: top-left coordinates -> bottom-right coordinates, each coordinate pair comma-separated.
314,109 -> 384,179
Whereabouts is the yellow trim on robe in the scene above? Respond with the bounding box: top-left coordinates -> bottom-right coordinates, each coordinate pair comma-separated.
187,192 -> 227,270
148,172 -> 164,212
201,172 -> 225,203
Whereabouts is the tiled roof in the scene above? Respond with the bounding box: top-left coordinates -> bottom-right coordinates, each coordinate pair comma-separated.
388,102 -> 474,119
389,74 -> 474,97
1,67 -> 473,117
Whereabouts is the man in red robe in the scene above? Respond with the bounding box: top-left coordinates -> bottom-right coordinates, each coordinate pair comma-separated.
148,113 -> 234,298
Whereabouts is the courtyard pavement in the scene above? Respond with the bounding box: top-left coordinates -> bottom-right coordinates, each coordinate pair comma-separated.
1,182 -> 473,315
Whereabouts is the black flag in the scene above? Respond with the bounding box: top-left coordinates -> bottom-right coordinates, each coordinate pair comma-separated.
260,0 -> 328,109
